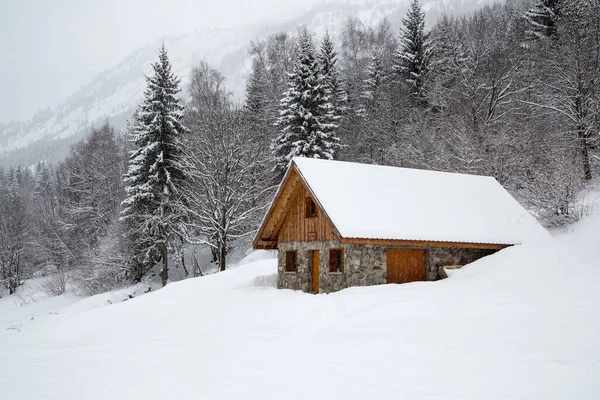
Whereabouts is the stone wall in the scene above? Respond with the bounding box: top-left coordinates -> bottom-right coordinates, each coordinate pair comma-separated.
278,241 -> 499,293
277,241 -> 313,292
277,241 -> 386,293
427,247 -> 497,280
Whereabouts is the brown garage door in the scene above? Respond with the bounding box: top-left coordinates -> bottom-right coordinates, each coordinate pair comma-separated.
386,249 -> 426,284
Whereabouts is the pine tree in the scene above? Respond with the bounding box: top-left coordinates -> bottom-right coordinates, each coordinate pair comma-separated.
524,0 -> 561,40
244,57 -> 270,142
394,0 -> 432,96
31,161 -> 65,271
272,30 -> 341,177
120,45 -> 191,286
356,53 -> 391,164
245,60 -> 266,119
431,14 -> 456,76
358,54 -> 384,116
0,168 -> 29,294
319,31 -> 347,116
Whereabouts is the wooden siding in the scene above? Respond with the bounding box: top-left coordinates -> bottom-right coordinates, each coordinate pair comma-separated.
277,183 -> 338,243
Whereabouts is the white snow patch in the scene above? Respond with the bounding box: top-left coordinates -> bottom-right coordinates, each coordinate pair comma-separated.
236,249 -> 277,266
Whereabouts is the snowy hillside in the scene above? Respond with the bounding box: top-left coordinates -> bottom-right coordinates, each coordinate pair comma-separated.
0,0 -> 495,167
2,206 -> 600,399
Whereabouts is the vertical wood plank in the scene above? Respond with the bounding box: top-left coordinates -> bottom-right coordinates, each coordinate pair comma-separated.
275,180 -> 337,243
311,250 -> 320,293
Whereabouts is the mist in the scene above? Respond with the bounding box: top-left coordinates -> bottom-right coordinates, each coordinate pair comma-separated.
0,0 -> 332,123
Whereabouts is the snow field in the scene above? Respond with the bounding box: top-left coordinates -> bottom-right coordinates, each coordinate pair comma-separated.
1,218 -> 599,399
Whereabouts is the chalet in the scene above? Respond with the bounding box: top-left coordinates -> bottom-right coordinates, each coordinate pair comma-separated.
253,157 -> 548,293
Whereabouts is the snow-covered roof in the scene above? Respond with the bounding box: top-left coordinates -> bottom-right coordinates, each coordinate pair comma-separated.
292,157 -> 549,245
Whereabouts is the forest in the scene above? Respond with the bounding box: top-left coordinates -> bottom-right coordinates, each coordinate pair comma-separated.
1,0 -> 598,295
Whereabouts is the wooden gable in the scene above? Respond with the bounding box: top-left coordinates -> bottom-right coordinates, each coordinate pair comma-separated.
253,165 -> 340,249
278,181 -> 339,244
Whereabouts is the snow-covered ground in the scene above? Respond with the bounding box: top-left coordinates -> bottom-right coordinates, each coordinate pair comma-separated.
1,218 -> 599,399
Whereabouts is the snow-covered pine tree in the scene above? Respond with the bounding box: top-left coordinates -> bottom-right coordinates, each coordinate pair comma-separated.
356,53 -> 392,164
272,30 -> 341,177
245,59 -> 266,119
244,57 -> 271,143
431,14 -> 455,77
319,31 -> 347,117
524,0 -> 561,40
358,54 -> 384,117
393,0 -> 432,96
0,168 -> 29,294
31,161 -> 68,276
120,45 -> 192,286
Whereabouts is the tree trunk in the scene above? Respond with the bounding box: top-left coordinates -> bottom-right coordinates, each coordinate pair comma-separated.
161,245 -> 168,287
580,137 -> 592,181
192,252 -> 204,277
219,237 -> 227,272
210,246 -> 218,263
181,253 -> 189,278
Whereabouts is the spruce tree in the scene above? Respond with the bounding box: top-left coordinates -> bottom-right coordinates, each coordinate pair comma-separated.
319,31 -> 346,116
358,54 -> 384,117
32,161 -> 67,276
394,0 -> 431,96
0,168 -> 28,294
272,30 -> 341,177
120,45 -> 191,286
356,53 -> 391,164
245,60 -> 266,121
244,58 -> 270,142
524,0 -> 561,40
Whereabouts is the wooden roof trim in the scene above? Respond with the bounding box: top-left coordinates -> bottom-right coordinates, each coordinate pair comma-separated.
253,165 -> 300,249
339,237 -> 511,250
269,177 -> 303,242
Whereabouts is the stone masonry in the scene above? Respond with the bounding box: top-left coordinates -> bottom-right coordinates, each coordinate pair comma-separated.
427,247 -> 497,280
278,241 -> 499,293
277,240 -> 386,293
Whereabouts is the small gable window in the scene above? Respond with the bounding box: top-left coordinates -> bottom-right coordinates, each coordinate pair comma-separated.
305,197 -> 317,218
285,251 -> 298,272
329,249 -> 343,273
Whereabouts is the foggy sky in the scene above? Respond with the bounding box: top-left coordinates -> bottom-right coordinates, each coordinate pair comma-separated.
0,0 -> 330,124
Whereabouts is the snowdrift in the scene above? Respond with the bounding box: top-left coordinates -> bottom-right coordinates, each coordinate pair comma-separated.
1,217 -> 599,399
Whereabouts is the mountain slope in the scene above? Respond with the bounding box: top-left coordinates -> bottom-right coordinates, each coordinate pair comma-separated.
0,0 -> 496,167
1,204 -> 599,399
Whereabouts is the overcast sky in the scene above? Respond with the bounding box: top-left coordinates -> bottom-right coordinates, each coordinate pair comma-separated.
0,0 -> 330,123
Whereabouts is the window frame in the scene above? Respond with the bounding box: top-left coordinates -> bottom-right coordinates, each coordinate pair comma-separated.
285,250 -> 298,273
329,248 -> 344,273
305,197 -> 317,218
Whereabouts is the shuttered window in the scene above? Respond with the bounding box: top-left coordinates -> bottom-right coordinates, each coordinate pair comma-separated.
285,251 -> 298,272
329,249 -> 343,273
305,197 -> 317,218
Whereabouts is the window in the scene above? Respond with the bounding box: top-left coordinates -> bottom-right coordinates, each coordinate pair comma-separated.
305,197 -> 317,218
329,249 -> 343,273
285,251 -> 298,272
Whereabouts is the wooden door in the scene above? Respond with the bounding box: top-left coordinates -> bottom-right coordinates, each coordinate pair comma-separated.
386,249 -> 426,284
311,250 -> 320,293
